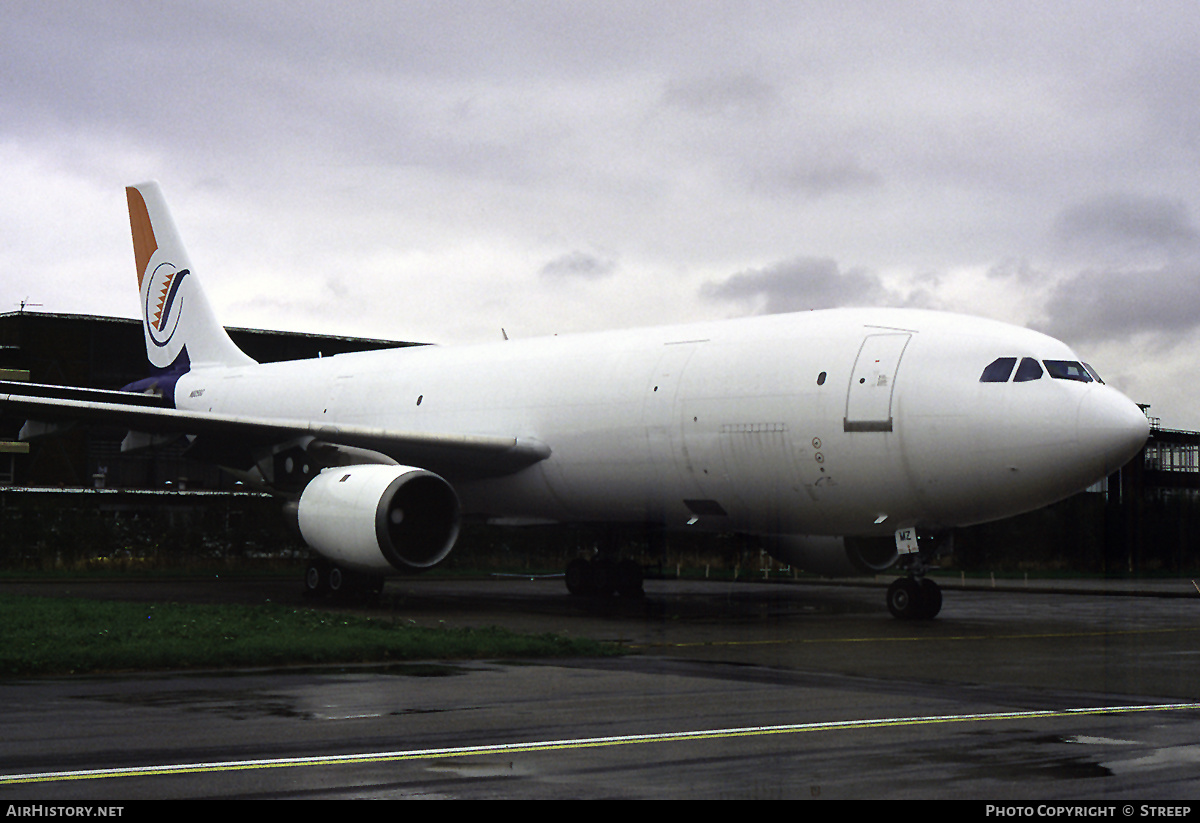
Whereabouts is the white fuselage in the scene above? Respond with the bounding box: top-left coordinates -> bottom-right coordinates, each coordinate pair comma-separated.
172,307 -> 1149,540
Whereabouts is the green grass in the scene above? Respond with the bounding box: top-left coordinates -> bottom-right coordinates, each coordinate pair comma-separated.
0,594 -> 622,677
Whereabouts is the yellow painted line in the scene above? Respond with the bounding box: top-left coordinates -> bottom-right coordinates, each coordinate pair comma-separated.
631,625 -> 1200,649
2,702 -> 1197,785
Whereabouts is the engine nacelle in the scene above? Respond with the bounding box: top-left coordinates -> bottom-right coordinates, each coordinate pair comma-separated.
296,464 -> 460,574
761,534 -> 899,577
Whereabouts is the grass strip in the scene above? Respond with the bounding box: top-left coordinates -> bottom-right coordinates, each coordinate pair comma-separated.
0,593 -> 621,677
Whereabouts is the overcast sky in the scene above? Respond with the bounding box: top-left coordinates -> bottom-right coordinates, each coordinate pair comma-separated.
3,2 -> 1200,426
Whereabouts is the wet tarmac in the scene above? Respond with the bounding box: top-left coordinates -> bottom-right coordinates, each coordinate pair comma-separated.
1,573 -> 1198,800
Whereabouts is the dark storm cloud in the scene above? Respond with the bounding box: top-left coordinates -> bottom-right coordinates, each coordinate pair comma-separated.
702,257 -> 900,314
1038,263 -> 1200,343
1038,195 -> 1200,345
1053,194 -> 1199,258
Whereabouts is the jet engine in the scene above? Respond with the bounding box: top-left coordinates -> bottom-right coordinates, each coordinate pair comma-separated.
762,534 -> 898,577
296,464 -> 460,574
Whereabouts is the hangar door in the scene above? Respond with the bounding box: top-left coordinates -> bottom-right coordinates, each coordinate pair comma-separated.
844,333 -> 911,432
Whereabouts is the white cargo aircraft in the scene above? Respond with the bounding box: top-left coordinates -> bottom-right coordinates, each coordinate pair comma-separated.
0,183 -> 1150,618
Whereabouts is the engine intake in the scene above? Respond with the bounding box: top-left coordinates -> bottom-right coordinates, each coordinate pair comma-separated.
761,534 -> 899,577
297,464 -> 460,574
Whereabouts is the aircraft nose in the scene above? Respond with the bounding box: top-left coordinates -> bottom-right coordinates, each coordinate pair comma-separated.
1075,388 -> 1150,476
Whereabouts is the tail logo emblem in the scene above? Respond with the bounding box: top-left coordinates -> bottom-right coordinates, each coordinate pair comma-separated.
144,262 -> 189,348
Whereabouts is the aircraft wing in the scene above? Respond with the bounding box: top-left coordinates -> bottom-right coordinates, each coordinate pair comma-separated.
0,380 -> 550,480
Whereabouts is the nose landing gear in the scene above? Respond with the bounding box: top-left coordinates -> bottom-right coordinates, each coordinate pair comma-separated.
886,529 -> 948,619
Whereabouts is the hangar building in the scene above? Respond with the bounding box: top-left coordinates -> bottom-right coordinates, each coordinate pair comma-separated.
0,310 -> 416,489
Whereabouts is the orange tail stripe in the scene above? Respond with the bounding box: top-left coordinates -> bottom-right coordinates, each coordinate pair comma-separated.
126,187 -> 158,290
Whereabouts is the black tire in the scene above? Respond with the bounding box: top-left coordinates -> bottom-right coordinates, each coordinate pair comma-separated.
918,577 -> 942,619
615,558 -> 644,598
565,558 -> 594,595
591,559 -> 617,596
304,561 -> 329,596
886,577 -> 926,620
327,566 -> 345,594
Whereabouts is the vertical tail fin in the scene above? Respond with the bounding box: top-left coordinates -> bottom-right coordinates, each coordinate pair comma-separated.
126,182 -> 255,372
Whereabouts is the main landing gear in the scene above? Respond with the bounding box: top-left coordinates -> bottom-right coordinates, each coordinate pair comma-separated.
303,558 -> 385,602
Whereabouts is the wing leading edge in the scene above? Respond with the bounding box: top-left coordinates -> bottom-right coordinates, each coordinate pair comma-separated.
0,382 -> 550,480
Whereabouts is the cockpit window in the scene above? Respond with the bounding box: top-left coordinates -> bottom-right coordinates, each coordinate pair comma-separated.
978,356 -> 1103,385
980,357 -> 1017,382
1044,360 -> 1093,383
1013,357 -> 1043,382
1082,363 -> 1104,384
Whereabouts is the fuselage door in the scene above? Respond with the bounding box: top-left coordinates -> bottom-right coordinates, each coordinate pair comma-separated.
845,333 -> 911,432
